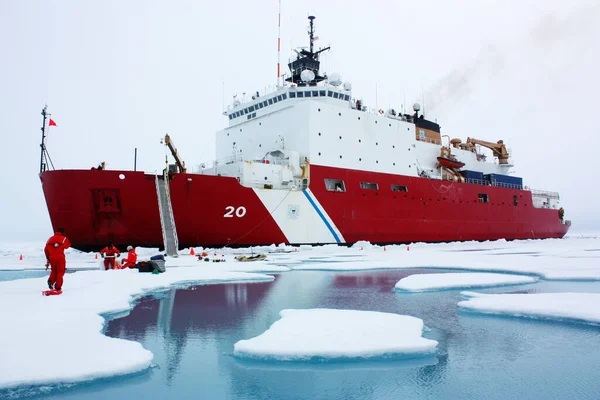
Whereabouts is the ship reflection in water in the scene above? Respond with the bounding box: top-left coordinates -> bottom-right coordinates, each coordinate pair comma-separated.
98,271 -> 600,400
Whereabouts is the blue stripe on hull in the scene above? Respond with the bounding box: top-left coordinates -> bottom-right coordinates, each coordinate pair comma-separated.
302,190 -> 341,243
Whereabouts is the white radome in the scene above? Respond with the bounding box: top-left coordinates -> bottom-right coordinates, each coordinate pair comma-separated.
343,81 -> 352,91
300,69 -> 316,83
328,72 -> 342,86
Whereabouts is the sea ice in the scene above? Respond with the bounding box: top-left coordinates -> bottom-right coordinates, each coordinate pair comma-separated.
458,291 -> 600,325
395,272 -> 537,292
0,265 -> 275,389
234,308 -> 438,361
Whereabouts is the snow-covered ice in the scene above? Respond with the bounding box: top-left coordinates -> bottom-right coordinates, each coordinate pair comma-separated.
233,309 -> 438,361
1,233 -> 599,389
458,291 -> 600,325
0,264 -> 277,389
395,272 -> 537,292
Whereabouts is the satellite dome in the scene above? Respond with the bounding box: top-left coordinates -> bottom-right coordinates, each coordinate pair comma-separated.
413,103 -> 421,112
300,69 -> 316,83
343,81 -> 352,91
328,73 -> 342,86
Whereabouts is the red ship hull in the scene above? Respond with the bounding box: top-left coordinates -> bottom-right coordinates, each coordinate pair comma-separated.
40,166 -> 569,251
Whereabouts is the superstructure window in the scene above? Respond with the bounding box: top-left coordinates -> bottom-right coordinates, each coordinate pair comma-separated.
391,185 -> 408,192
478,193 -> 489,203
360,182 -> 379,190
305,91 -> 312,97
327,91 -> 333,97
313,90 -> 319,97
297,92 -> 304,98
325,179 -> 346,192
282,93 -> 287,99
333,92 -> 340,99
320,90 -> 326,96
269,98 -> 274,104
513,195 -> 518,206
344,95 -> 350,101
289,92 -> 296,98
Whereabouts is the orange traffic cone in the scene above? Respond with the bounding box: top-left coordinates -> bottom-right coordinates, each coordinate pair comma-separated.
19,254 -> 23,261
190,248 -> 195,256
95,253 -> 98,259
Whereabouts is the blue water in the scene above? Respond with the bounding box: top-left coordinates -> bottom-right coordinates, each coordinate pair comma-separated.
7,269 -> 600,399
0,270 -> 48,282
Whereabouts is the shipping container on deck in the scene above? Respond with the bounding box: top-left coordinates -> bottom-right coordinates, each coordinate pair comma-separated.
484,173 -> 523,189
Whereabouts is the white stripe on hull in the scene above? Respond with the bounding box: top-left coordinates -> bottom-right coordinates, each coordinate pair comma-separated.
252,188 -> 345,244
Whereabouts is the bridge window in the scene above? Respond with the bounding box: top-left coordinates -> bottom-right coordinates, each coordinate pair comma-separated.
478,193 -> 489,203
269,98 -> 274,104
344,94 -> 350,101
320,90 -> 326,96
327,91 -> 333,97
282,93 -> 287,99
289,92 -> 296,98
305,91 -> 312,97
312,90 -> 319,97
391,185 -> 408,192
297,92 -> 304,98
360,182 -> 379,190
333,92 -> 340,99
325,179 -> 346,192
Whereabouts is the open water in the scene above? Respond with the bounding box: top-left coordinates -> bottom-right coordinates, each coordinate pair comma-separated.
7,268 -> 600,399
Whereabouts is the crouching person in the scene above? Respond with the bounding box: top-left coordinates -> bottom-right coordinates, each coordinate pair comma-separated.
121,245 -> 138,269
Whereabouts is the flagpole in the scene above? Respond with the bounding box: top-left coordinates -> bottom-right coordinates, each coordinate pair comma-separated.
39,105 -> 48,173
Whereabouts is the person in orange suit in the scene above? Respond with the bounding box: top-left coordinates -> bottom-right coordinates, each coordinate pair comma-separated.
100,241 -> 121,270
44,228 -> 71,291
121,245 -> 138,269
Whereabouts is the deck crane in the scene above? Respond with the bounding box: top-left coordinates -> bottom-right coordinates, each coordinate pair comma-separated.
164,134 -> 187,173
466,137 -> 510,165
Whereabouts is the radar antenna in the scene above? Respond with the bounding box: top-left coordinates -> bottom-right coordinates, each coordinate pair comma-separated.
286,16 -> 331,86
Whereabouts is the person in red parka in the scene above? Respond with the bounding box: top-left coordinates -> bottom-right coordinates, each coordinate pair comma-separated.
121,245 -> 137,269
100,241 -> 121,270
44,228 -> 71,291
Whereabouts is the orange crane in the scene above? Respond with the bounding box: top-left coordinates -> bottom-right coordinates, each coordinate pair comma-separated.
164,134 -> 186,173
466,137 -> 510,164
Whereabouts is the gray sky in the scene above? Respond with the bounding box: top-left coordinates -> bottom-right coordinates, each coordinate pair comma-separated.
1,0 -> 599,241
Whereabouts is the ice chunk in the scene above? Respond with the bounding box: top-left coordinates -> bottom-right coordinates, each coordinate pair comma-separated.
395,272 -> 537,292
234,309 -> 438,361
458,292 -> 600,325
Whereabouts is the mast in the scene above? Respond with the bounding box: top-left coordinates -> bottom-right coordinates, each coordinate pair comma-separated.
285,15 -> 330,86
39,105 -> 48,173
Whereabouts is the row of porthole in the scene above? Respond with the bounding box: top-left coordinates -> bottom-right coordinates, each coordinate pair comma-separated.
317,152 -> 412,167
317,133 -> 412,151
317,108 -> 412,130
347,193 -> 527,206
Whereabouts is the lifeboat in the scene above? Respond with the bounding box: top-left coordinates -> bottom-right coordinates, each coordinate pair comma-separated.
437,156 -> 465,169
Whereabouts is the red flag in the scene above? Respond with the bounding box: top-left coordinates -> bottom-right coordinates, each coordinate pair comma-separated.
49,119 -> 57,127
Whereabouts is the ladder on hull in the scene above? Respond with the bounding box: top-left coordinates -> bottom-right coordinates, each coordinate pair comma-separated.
155,172 -> 179,256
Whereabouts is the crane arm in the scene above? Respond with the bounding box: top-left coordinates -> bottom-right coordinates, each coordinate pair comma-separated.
466,137 -> 510,164
164,134 -> 186,173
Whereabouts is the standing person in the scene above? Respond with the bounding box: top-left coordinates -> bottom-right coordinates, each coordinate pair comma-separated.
44,228 -> 71,292
121,245 -> 138,269
100,241 -> 121,270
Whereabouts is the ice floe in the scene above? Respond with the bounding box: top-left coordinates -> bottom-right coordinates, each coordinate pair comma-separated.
0,265 -> 276,389
458,291 -> 600,325
395,272 -> 537,292
234,309 -> 438,361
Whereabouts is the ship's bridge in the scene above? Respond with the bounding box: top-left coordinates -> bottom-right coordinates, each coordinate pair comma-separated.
226,85 -> 352,126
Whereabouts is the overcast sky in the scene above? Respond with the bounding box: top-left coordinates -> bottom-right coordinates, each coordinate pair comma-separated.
1,0 -> 599,242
